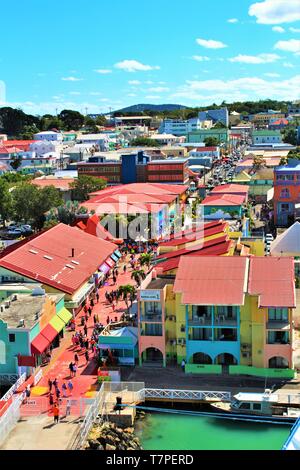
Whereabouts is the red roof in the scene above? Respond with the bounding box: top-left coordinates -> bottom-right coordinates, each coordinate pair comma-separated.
32,178 -> 75,191
174,257 -> 248,305
76,214 -> 116,242
0,223 -> 117,295
156,237 -> 232,273
194,147 -> 218,151
158,221 -> 227,248
211,184 -> 249,195
83,183 -> 188,216
201,194 -> 246,206
2,140 -> 35,151
248,257 -> 295,308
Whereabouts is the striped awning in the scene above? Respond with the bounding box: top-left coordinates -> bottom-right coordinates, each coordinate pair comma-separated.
57,307 -> 72,325
49,315 -> 65,333
41,324 -> 58,343
31,334 -> 50,355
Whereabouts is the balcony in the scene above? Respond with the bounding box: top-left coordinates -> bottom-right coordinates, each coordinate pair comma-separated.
267,331 -> 290,345
140,314 -> 162,323
188,315 -> 212,327
215,316 -> 238,327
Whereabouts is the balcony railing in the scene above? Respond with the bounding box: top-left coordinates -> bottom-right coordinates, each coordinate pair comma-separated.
215,316 -> 238,327
188,316 -> 212,326
188,316 -> 238,327
140,314 -> 163,323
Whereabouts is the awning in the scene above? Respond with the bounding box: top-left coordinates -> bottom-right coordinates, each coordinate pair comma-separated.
49,315 -> 66,333
105,257 -> 115,268
57,307 -> 73,325
31,334 -> 50,355
41,324 -> 58,343
18,355 -> 36,367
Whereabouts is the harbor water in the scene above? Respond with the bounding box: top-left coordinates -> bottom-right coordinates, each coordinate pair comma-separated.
136,412 -> 291,450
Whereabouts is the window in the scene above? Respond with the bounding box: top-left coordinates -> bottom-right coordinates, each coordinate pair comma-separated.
144,323 -> 162,336
253,403 -> 262,411
9,334 -> 15,343
190,328 -> 212,341
280,188 -> 290,199
268,308 -> 288,322
267,331 -> 289,344
239,403 -> 251,410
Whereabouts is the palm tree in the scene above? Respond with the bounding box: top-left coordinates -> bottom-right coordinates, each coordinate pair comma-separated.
131,269 -> 146,287
140,253 -> 153,269
117,285 -> 136,314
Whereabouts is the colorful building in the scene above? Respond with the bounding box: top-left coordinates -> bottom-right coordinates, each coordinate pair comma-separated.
187,129 -> 229,144
0,289 -> 71,377
0,223 -> 118,316
137,256 -> 296,377
274,160 -> 300,227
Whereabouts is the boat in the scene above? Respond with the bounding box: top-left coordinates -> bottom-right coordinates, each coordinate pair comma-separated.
211,389 -> 300,422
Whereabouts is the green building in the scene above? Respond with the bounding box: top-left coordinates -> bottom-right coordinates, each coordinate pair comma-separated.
187,129 -> 229,144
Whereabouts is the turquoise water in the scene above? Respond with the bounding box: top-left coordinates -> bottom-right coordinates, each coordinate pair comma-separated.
136,413 -> 291,450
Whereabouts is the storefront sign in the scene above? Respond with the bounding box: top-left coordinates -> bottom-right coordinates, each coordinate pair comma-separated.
99,263 -> 110,274
140,290 -> 161,302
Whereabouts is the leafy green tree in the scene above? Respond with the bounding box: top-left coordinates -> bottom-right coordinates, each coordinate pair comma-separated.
70,175 -> 107,202
95,115 -> 108,127
0,180 -> 12,226
46,201 -> 88,226
130,137 -> 160,147
19,124 -> 40,139
214,121 -> 227,129
40,116 -> 63,131
117,285 -> 136,314
282,127 -> 297,146
12,183 -> 63,229
204,137 -> 219,147
131,269 -> 146,287
59,110 -> 85,131
140,253 -> 153,268
10,155 -> 23,171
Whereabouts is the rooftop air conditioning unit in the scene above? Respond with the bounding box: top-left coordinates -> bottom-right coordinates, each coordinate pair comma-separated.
0,305 -> 5,313
12,294 -> 18,301
18,319 -> 25,327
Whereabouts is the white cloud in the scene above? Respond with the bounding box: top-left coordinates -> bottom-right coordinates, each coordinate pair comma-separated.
148,87 -> 170,92
192,55 -> 211,62
274,38 -> 300,52
61,76 -> 83,81
228,18 -> 239,23
127,93 -> 137,97
94,69 -> 112,74
249,0 -> 300,25
229,53 -> 281,64
69,92 -> 81,95
145,95 -> 161,100
264,72 -> 280,77
89,92 -> 102,96
272,26 -> 285,33
196,38 -> 228,49
114,60 -> 160,72
128,80 -> 142,85
99,98 -> 110,102
290,27 -> 300,32
171,75 -> 300,103
145,80 -> 154,85
283,62 -> 295,67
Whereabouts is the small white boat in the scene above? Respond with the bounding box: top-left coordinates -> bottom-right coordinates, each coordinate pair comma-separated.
211,390 -> 300,422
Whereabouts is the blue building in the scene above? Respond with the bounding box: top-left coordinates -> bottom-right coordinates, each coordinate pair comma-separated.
198,108 -> 229,127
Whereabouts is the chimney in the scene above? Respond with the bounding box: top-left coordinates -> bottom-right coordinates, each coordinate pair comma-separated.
71,248 -> 75,258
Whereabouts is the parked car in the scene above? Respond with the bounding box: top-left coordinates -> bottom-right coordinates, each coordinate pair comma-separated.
7,229 -> 23,237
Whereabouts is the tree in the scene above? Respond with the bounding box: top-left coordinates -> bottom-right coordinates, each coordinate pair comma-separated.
59,109 -> 85,131
131,269 -> 146,287
10,155 -> 23,171
70,175 -> 107,202
140,253 -> 153,268
12,183 -> 63,229
117,285 -> 136,314
46,201 -> 88,226
130,137 -> 160,147
40,115 -> 63,131
19,124 -> 40,140
282,127 -> 297,146
95,115 -> 108,127
204,137 -> 219,147
0,180 -> 12,226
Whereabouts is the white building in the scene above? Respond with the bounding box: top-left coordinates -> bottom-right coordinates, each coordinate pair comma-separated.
30,141 -> 61,156
34,131 -> 63,142
150,134 -> 185,145
159,118 -> 205,136
189,146 -> 220,160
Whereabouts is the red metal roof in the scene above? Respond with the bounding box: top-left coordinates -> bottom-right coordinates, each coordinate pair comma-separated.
201,194 -> 246,206
174,257 -> 248,305
0,224 -> 117,295
211,184 -> 249,195
248,257 -> 295,308
158,221 -> 227,248
156,235 -> 229,261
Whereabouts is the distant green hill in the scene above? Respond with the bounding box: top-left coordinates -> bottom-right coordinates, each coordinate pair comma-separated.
113,103 -> 187,114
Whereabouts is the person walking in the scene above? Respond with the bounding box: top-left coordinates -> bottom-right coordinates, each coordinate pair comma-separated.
85,339 -> 89,350
123,264 -> 127,274
85,350 -> 89,364
93,314 -> 97,325
96,292 -> 99,303
88,306 -> 92,317
83,324 -> 88,337
106,315 -> 110,325
48,379 -> 53,393
49,393 -> 54,406
181,359 -> 186,373
73,363 -> 77,377
65,399 -> 71,417
53,378 -> 58,389
69,362 -> 74,377
53,404 -> 60,424
67,380 -> 73,396
90,299 -> 94,308
62,382 -> 68,398
74,353 -> 79,367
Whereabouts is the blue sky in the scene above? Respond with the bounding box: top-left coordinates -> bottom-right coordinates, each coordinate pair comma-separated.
0,0 -> 300,115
